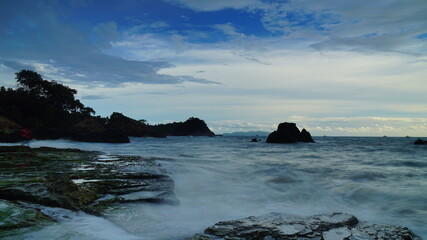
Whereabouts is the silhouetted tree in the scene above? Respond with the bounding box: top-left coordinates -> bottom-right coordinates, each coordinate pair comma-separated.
0,70 -> 95,128
15,70 -> 95,115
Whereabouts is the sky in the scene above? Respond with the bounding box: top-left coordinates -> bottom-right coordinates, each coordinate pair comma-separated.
0,0 -> 426,136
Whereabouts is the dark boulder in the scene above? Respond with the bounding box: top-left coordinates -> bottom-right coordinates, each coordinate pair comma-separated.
266,122 -> 314,143
72,117 -> 107,133
31,127 -> 131,143
70,130 -> 130,143
0,131 -> 24,143
414,139 -> 427,145
32,128 -> 70,140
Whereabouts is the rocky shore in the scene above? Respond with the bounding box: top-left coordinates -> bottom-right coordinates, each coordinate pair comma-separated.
189,212 -> 421,240
0,146 -> 175,238
0,146 -> 422,239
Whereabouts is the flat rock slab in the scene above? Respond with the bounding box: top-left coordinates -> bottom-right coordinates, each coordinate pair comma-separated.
0,146 -> 176,237
190,212 -> 420,240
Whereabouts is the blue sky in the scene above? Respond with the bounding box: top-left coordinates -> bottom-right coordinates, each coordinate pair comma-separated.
1,0 -> 427,136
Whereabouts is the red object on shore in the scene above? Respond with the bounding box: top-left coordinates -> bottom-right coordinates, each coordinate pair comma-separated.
20,129 -> 32,139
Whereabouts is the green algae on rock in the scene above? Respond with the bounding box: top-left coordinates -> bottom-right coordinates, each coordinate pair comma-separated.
0,200 -> 53,238
0,146 -> 176,238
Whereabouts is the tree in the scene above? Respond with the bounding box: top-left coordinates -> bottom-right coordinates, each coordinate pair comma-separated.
15,70 -> 95,115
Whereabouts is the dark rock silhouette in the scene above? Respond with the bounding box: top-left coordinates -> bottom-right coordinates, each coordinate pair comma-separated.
414,139 -> 427,145
266,122 -> 314,143
70,130 -> 130,143
250,138 -> 259,142
189,212 -> 420,240
106,112 -> 163,138
150,117 -> 215,137
1,70 -> 216,142
0,131 -> 24,143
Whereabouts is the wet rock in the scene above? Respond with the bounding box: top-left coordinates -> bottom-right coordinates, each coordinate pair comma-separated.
0,146 -> 176,215
0,199 -> 53,238
414,139 -> 427,145
189,212 -> 420,240
266,122 -> 314,143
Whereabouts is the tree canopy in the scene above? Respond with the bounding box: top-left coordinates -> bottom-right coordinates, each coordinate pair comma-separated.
0,70 -> 95,128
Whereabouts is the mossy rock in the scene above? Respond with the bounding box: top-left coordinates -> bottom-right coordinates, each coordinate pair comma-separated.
0,200 -> 53,238
0,146 -> 175,217
0,116 -> 22,134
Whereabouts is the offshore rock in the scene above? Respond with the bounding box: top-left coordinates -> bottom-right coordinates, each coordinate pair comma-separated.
266,122 -> 314,143
189,212 -> 420,240
414,139 -> 427,145
150,117 -> 215,137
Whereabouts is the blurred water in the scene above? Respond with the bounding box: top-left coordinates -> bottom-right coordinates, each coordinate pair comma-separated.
4,136 -> 426,239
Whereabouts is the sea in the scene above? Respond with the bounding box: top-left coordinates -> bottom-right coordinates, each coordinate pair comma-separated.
2,136 -> 427,239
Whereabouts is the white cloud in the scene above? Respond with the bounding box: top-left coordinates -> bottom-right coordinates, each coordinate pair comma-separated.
254,0 -> 427,55
213,23 -> 245,38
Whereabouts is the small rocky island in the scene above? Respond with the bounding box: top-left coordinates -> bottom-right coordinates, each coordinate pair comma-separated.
0,146 -> 175,238
266,122 -> 314,143
149,117 -> 215,137
190,212 -> 421,240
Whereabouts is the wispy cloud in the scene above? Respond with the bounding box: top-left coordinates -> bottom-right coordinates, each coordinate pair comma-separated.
0,1 -> 213,86
168,0 -> 262,11
253,0 -> 427,55
213,23 -> 245,38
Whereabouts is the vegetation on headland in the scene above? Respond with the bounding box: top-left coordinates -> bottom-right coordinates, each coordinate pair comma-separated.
0,70 -> 215,143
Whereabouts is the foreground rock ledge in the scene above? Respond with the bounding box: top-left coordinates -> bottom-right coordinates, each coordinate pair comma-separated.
0,146 -> 176,237
189,212 -> 420,240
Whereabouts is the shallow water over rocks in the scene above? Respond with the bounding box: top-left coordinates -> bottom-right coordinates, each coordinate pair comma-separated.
1,136 -> 426,239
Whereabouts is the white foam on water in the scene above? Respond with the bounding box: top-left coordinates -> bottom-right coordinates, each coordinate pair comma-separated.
12,136 -> 427,239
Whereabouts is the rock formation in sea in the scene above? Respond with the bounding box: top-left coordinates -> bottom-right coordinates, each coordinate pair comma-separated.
266,122 -> 314,143
414,139 -> 427,145
0,146 -> 176,237
105,112 -> 165,138
189,212 -> 421,240
150,117 -> 215,137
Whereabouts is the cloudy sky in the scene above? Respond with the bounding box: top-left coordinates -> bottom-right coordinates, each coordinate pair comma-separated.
1,0 -> 426,136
